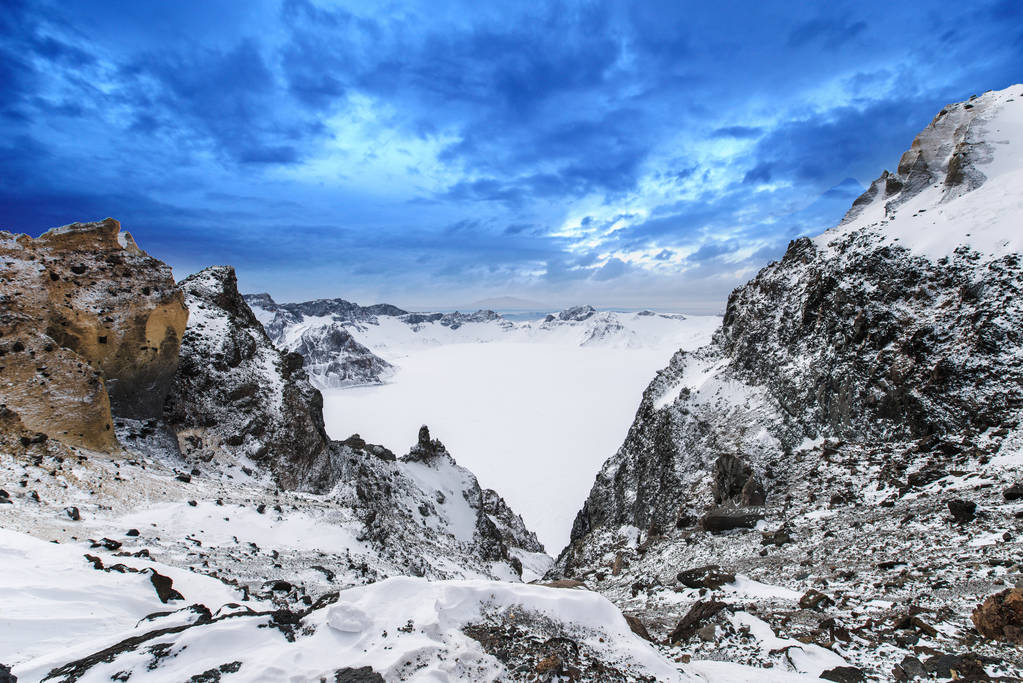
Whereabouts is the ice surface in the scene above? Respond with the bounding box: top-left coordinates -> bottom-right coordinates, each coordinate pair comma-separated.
322,315 -> 719,553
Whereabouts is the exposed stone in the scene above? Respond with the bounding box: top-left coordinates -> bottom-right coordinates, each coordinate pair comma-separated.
0,219 -> 187,451
667,600 -> 727,644
948,499 -> 977,524
149,569 -> 184,604
676,565 -> 735,590
820,666 -> 865,683
799,589 -> 834,610
972,588 -> 1023,645
699,510 -> 763,533
624,614 -> 653,642
163,267 -> 333,491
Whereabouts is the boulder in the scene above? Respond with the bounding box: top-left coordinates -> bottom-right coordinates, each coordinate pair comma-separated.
667,600 -> 727,644
972,588 -> 1023,645
947,499 -> 976,523
819,666 -> 865,683
1003,483 -> 1023,501
677,565 -> 735,590
699,510 -> 762,532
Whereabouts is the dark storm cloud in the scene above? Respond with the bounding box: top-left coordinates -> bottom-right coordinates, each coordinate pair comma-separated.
1,0 -> 1021,307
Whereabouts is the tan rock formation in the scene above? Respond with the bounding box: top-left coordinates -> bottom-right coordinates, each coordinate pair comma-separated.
0,218 -> 187,451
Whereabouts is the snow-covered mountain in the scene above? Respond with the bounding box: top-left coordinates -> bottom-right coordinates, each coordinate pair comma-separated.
556,85 -> 1023,678
246,293 -> 703,389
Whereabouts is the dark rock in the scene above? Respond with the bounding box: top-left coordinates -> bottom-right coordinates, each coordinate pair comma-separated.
1003,483 -> 1023,501
149,569 -> 184,603
0,663 -> 16,683
126,529 -> 140,537
176,473 -> 192,483
922,653 -> 988,680
761,527 -> 794,546
972,588 -> 1023,645
667,600 -> 727,644
740,475 -> 766,506
624,615 -> 654,642
333,667 -> 384,683
699,510 -> 762,532
799,589 -> 834,610
820,666 -> 865,682
65,506 -> 80,521
947,498 -> 976,523
677,565 -> 735,590
893,655 -> 926,681
712,454 -> 752,504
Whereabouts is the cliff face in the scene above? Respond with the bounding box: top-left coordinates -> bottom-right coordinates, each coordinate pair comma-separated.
553,86 -> 1023,677
0,219 -> 187,451
164,266 -> 335,491
566,85 -> 1023,548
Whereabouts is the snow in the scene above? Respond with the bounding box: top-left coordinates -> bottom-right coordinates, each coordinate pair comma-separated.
5,530 -> 698,682
817,85 -> 1023,262
655,356 -> 730,410
0,528 -> 259,669
322,315 -> 719,553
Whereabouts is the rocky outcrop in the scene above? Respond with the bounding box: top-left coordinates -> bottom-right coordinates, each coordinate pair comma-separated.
0,219 -> 187,450
164,266 -> 333,491
288,324 -> 392,388
245,293 -> 397,387
552,85 -> 1023,677
973,589 -> 1023,645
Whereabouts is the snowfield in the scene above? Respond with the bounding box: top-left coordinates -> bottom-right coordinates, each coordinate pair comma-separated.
321,314 -> 720,553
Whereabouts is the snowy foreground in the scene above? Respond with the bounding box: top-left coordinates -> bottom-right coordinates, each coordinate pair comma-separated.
2,526 -> 833,682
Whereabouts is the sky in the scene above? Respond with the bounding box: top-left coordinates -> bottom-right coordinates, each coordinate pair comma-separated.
1,1 -> 1020,311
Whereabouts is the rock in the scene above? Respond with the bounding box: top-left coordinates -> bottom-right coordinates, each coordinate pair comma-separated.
163,266 -> 333,491
65,506 -> 81,521
95,538 -> 121,551
126,529 -> 140,537
333,667 -> 384,683
557,305 -> 597,322
0,219 -> 187,451
947,499 -> 977,523
893,655 -> 926,681
761,527 -> 794,546
1003,483 -> 1023,501
712,454 -> 752,504
624,615 -> 653,642
972,588 -> 1023,645
922,653 -> 988,680
148,569 -> 184,603
699,510 -> 763,532
740,475 -> 766,506
894,614 -> 938,637
541,579 -> 587,589
819,666 -> 865,683
0,663 -> 16,683
667,600 -> 727,644
799,589 -> 834,610
676,565 -> 735,590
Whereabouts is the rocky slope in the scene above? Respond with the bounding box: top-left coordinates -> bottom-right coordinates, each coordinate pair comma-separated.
0,219 -> 187,451
555,85 -> 1023,680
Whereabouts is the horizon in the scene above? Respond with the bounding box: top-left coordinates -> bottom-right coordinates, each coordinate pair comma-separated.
2,0 -> 1021,312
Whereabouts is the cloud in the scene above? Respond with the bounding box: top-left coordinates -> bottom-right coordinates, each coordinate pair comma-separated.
2,0 -> 1021,309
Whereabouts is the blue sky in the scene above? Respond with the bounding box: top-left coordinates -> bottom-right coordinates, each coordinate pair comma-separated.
1,0 -> 1020,311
